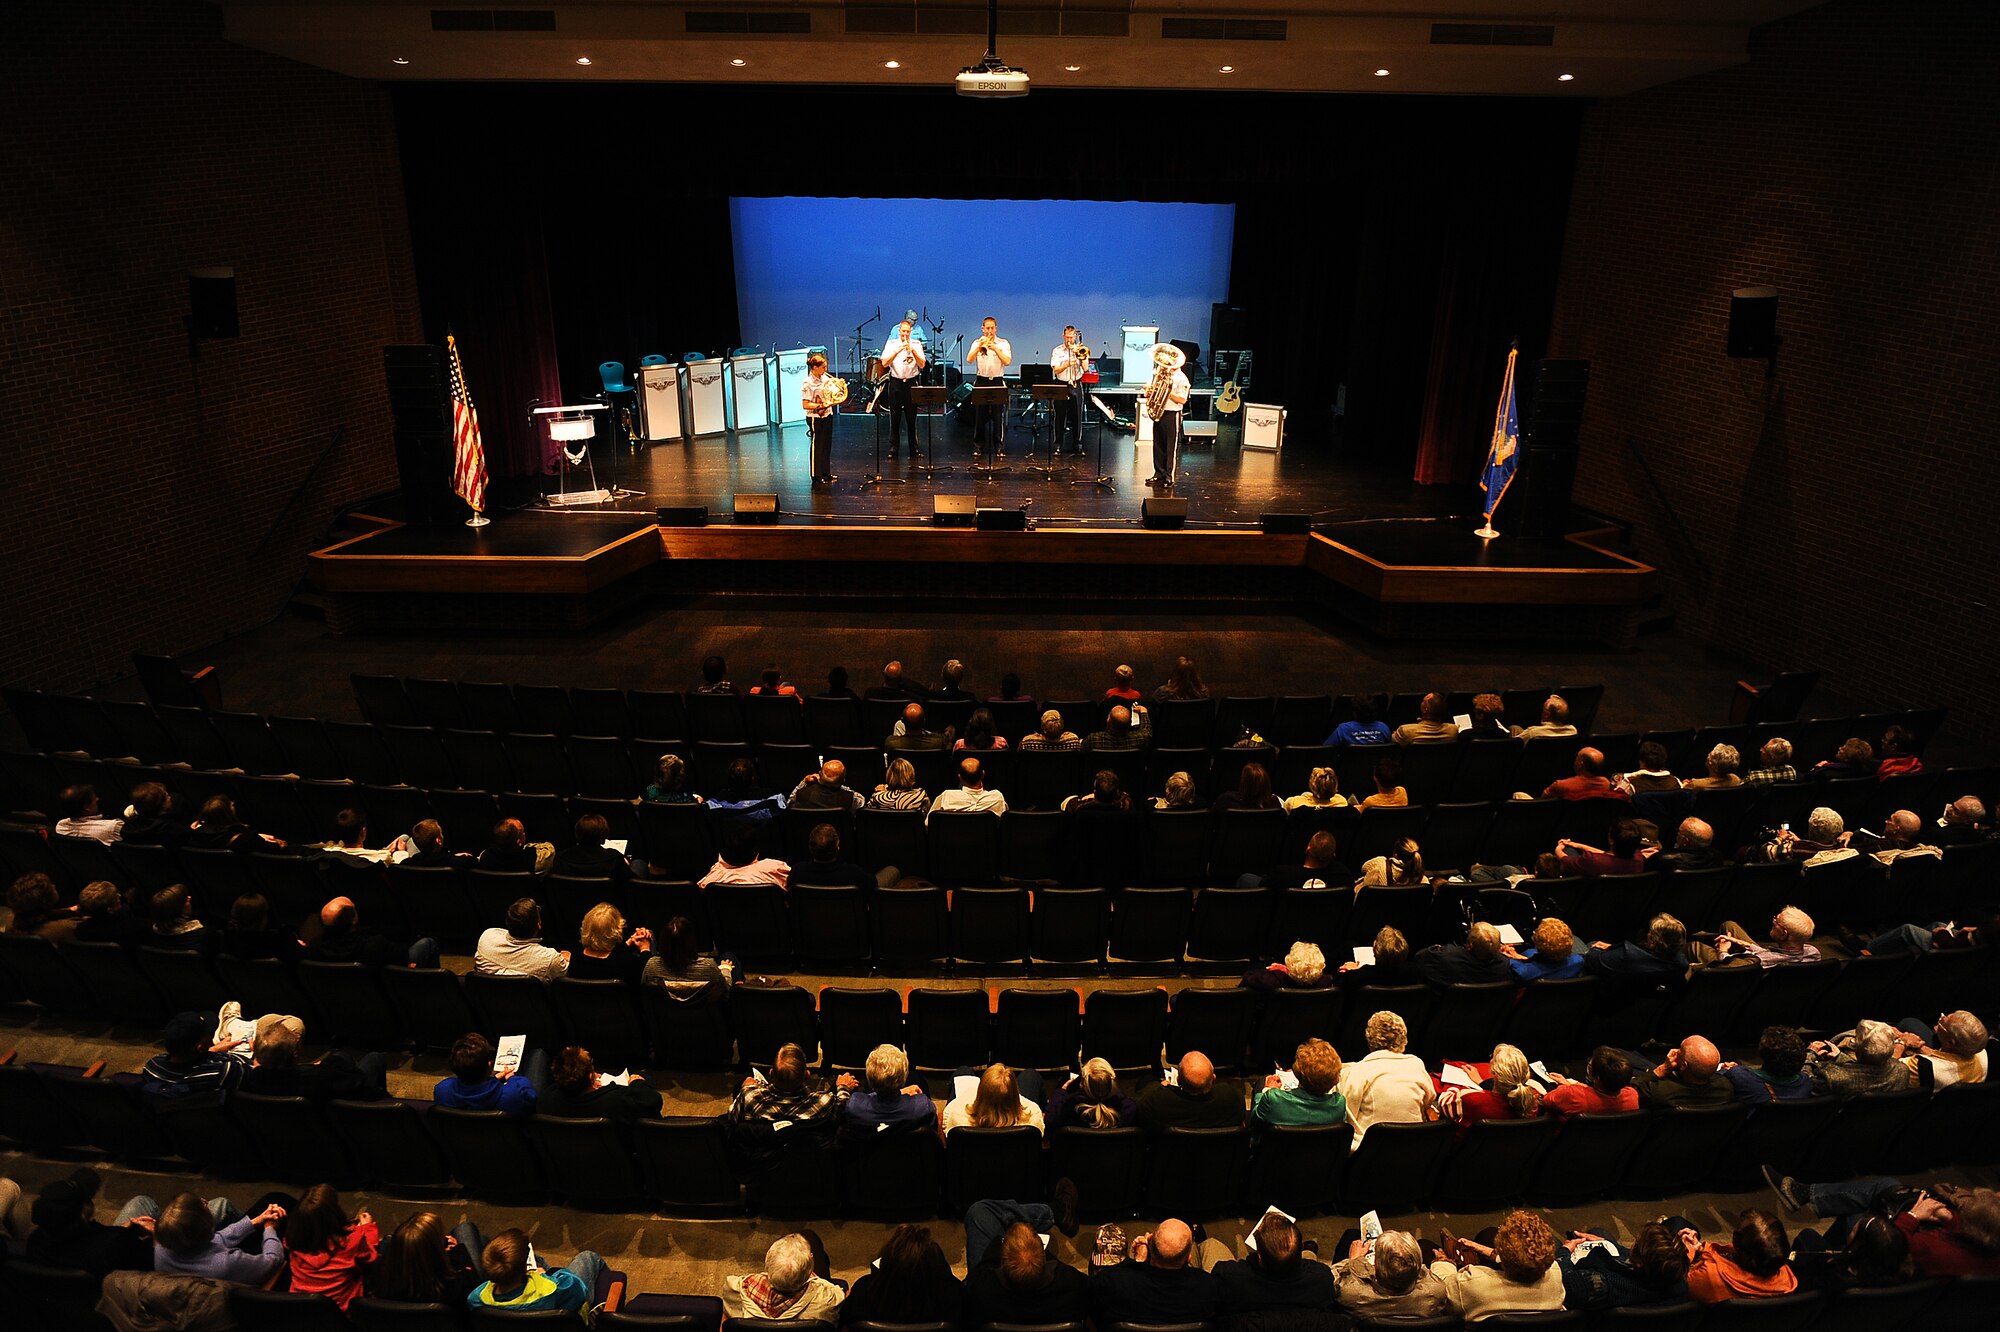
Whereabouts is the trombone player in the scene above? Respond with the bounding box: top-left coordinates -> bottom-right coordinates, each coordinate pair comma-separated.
877,319 -> 927,458
1143,342 -> 1190,488
966,316 -> 1013,464
1051,326 -> 1091,456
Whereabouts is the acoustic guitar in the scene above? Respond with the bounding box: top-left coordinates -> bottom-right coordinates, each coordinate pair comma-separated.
1214,349 -> 1251,415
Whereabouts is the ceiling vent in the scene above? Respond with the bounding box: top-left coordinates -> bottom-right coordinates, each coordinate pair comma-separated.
1430,22 -> 1555,46
1162,17 -> 1288,41
685,11 -> 813,32
430,9 -> 557,31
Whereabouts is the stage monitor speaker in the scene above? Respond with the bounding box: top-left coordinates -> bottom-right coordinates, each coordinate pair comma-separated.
1211,302 -> 1249,350
732,493 -> 779,524
656,505 -> 708,527
975,507 -> 1027,532
1142,497 -> 1188,530
1260,511 -> 1311,535
1728,286 -> 1778,358
933,495 -> 976,527
188,267 -> 238,339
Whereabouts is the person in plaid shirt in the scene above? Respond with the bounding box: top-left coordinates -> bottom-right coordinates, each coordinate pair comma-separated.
729,1042 -> 856,1132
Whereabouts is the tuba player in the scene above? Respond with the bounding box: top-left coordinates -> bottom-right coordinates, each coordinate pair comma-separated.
1144,342 -> 1190,488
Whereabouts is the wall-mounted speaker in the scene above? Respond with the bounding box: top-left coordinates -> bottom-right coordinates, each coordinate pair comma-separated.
933,495 -> 977,527
188,267 -> 239,339
732,493 -> 779,524
975,507 -> 1027,532
1260,512 -> 1311,535
1728,286 -> 1778,358
1142,497 -> 1188,530
656,506 -> 708,527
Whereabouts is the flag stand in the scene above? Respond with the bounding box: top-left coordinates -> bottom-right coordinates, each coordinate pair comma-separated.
466,514 -> 491,528
1474,522 -> 1498,539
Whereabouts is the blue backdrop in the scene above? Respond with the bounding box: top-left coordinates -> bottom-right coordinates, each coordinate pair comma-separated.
729,197 -> 1235,376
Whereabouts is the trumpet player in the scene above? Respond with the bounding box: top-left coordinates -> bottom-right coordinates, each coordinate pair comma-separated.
966,316 -> 1013,462
1143,342 -> 1190,489
802,351 -> 840,486
877,320 -> 927,459
1051,325 -> 1091,456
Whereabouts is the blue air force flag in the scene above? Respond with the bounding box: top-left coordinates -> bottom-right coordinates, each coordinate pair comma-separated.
1479,347 -> 1520,526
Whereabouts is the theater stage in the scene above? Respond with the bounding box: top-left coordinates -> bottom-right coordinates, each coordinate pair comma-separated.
309,416 -> 1658,642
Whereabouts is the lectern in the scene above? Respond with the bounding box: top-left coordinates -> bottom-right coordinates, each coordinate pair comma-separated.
728,351 -> 772,431
1120,324 -> 1160,387
686,360 -> 727,436
533,404 -> 610,506
635,362 -> 684,442
774,347 -> 820,426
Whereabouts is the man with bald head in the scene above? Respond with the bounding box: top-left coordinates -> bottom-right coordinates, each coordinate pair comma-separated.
1630,1035 -> 1730,1107
886,702 -> 954,751
1084,703 -> 1154,752
787,759 -> 865,811
1090,1218 -> 1222,1323
866,659 -> 928,703
1135,1051 -> 1246,1131
1850,809 -> 1940,865
1936,795 -> 1993,847
1210,1210 -> 1337,1314
1544,748 -> 1627,801
1391,693 -> 1459,745
1415,921 -> 1513,986
1656,816 -> 1723,872
1696,906 -> 1821,968
303,895 -> 440,968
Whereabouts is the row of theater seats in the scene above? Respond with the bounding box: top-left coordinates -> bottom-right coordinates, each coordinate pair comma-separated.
3,926 -> 1994,1070
3,1047 -> 1998,1222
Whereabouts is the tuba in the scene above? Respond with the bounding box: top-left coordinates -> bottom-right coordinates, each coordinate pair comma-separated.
1143,365 -> 1174,421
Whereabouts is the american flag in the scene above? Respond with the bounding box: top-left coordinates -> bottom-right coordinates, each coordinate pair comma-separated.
446,333 -> 488,515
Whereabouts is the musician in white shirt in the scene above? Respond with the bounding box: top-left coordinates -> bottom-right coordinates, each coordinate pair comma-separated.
1144,343 -> 1191,489
1050,326 -> 1091,456
801,351 -> 839,486
966,317 -> 1013,461
876,320 -> 927,457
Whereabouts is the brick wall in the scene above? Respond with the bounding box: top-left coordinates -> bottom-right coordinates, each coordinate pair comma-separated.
0,2 -> 418,694
1549,0 -> 2000,749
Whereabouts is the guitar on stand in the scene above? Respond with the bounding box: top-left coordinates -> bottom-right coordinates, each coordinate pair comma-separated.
1214,349 -> 1252,416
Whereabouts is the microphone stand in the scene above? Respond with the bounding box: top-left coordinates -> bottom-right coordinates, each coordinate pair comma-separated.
848,307 -> 882,382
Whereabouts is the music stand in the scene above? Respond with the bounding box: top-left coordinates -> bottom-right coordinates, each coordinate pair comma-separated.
860,377 -> 906,488
967,386 -> 1011,475
1028,382 -> 1078,478
910,385 -> 954,479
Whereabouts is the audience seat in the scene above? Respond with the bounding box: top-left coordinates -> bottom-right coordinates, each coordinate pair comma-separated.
994,988 -> 1082,1073
945,1125 -> 1045,1214
553,978 -> 650,1069
950,886 -> 1032,965
819,986 -> 905,1071
234,1284 -> 362,1331
1244,1122 -> 1351,1218
1108,886 -> 1192,966
1439,1115 -> 1557,1208
234,1091 -> 354,1185
635,1117 -> 745,1215
1530,1110 -> 1651,1201
1249,987 -> 1343,1071
788,884 -> 871,966
1185,886 -> 1273,967
430,1105 -> 547,1198
906,988 -> 992,1074
643,986 -> 733,1070
731,983 -> 818,1067
871,882 -> 950,967
1048,1124 -> 1147,1220
464,972 -> 566,1053
527,1114 -> 647,1206
1145,1124 -> 1250,1220
1263,886 -> 1348,961
1338,1119 -> 1454,1213
840,1122 -> 943,1220
1620,1103 -> 1747,1194
1164,986 -> 1255,1073
327,1097 -> 454,1190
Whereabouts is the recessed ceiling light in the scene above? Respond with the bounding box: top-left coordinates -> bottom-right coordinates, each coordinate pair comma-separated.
574,56 -> 593,66
1374,68 -> 1390,77
1558,72 -> 1575,82
1064,64 -> 1082,72
883,60 -> 902,69
1218,65 -> 1235,73
390,57 -> 410,66
730,58 -> 748,67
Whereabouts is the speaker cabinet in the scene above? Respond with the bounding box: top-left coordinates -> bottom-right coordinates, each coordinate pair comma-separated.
1142,497 -> 1188,530
975,507 -> 1027,532
1728,286 -> 1778,358
1517,359 -> 1591,545
1260,512 -> 1311,535
732,493 -> 779,524
933,495 -> 977,528
188,267 -> 238,339
655,506 -> 708,527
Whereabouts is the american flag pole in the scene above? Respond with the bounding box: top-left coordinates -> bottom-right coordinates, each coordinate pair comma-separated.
446,331 -> 492,528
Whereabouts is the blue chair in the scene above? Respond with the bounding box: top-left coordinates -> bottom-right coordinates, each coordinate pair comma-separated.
599,361 -> 633,394
639,353 -> 670,367
731,345 -> 760,357
682,351 -> 707,362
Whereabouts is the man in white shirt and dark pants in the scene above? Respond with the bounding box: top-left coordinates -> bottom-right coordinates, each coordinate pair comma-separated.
967,317 -> 1013,463
1051,326 -> 1090,456
877,321 -> 927,458
1144,343 -> 1191,489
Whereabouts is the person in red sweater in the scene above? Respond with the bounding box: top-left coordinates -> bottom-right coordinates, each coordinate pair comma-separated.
1543,749 -> 1630,802
1539,1047 -> 1641,1120
1669,1210 -> 1796,1302
286,1185 -> 379,1311
1875,725 -> 1924,781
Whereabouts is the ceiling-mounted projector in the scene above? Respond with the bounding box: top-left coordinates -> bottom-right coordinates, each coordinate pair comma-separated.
956,62 -> 1030,97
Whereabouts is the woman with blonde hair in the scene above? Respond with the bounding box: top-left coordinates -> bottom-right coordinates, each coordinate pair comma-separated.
566,902 -> 652,983
1049,1056 -> 1137,1128
1438,1043 -> 1545,1137
869,757 -> 930,811
1284,766 -> 1347,810
941,1064 -> 1046,1137
1152,770 -> 1199,810
1359,837 -> 1424,888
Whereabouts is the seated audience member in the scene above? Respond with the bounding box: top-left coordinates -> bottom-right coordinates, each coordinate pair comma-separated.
221,892 -> 301,963
1560,1222 -> 1691,1311
1062,768 -> 1133,813
540,1045 -> 662,1123
1242,939 -> 1335,992
1513,695 -> 1578,739
369,1212 -> 481,1305
550,813 -> 635,882
1542,1047 -> 1642,1119
1895,1010 -> 1989,1087
469,1228 -> 605,1315
1875,724 -> 1922,781
1619,741 -> 1683,794
1744,737 -> 1800,786
886,703 -> 954,751
873,658 -> 930,702
1656,816 -> 1723,871
788,760 -> 865,811
730,1041 -> 853,1134
1153,655 -> 1210,703
644,752 -> 701,804
1360,757 -> 1413,812
1332,1227 -> 1449,1319
868,757 -> 930,811
1762,1176 -> 2000,1279
986,670 -> 1032,710
966,1219 -> 1089,1323
1428,1209 -> 1566,1319
1253,1037 -> 1346,1129
955,708 -> 1007,753
1553,818 -> 1646,875
1502,918 -> 1585,982
1357,835 -> 1424,887
119,783 -> 188,846
1091,1218 -> 1221,1324
1812,736 -> 1877,780
1211,1211 -> 1338,1314
244,1019 -> 387,1101
1152,770 -> 1201,810
1695,905 -> 1821,967
477,817 -> 548,874
943,1063 -> 1047,1136
727,1233 -> 846,1321
1328,698 -> 1391,747
750,663 -> 798,697
695,653 -> 736,695
285,1185 -> 379,1312
699,825 -> 792,888
473,897 -> 570,980
932,658 -> 974,703
1582,912 -> 1689,983
1047,1056 -> 1138,1129
1545,747 -> 1627,802
1136,1051 -> 1246,1130
26,1169 -> 155,1276
7,872 -> 77,942
309,895 -> 441,968
1392,692 -> 1459,745
141,1012 -> 246,1101
1339,925 -> 1419,987
396,819 -> 465,868
1720,1026 -> 1812,1103
1019,708 -> 1082,751
1789,1213 -> 1916,1293
1683,743 -> 1744,791
1084,703 -> 1154,751
434,1032 -> 543,1114
1211,761 -> 1280,812
1335,1011 -> 1435,1148
73,879 -> 147,947
1633,1036 -> 1731,1107
641,915 -> 737,995
840,1224 -> 963,1328
792,823 -> 884,892
843,1044 -> 938,1133
1103,663 -> 1143,707
146,884 -> 218,954
1256,833 -> 1355,892
55,783 -> 124,843
566,902 -> 651,982
1465,693 -> 1509,738
1285,766 -> 1348,810
153,1191 -> 288,1284
708,757 -> 786,821
1746,806 -> 1856,867
1804,1020 -> 1912,1096
1437,1043 -> 1543,1134
1674,1210 -> 1796,1302
929,755 -> 1007,818
316,807 -> 403,866
1416,921 -> 1512,986
1934,793 -> 1991,846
